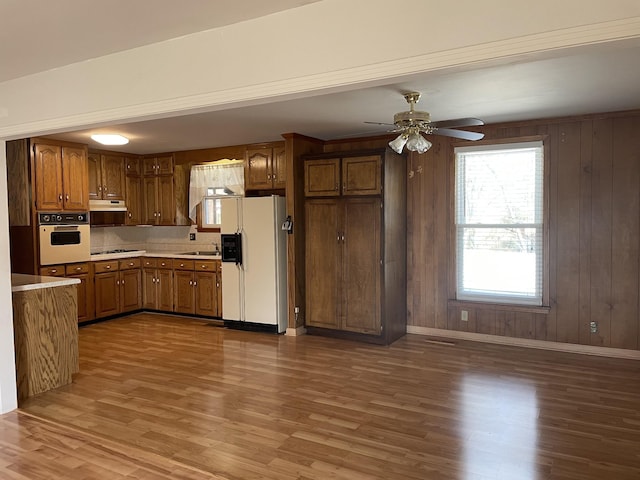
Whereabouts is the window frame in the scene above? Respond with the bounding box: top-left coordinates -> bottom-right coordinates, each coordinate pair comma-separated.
196,187 -> 227,233
452,135 -> 549,308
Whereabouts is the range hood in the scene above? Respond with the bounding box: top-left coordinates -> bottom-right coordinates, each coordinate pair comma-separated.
89,199 -> 127,211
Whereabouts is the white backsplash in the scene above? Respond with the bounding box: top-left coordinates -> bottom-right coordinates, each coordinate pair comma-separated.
90,225 -> 221,254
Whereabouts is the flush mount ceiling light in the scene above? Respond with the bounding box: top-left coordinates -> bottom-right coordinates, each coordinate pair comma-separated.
366,92 -> 485,154
90,134 -> 129,146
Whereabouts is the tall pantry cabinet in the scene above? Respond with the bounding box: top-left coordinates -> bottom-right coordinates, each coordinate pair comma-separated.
303,148 -> 407,345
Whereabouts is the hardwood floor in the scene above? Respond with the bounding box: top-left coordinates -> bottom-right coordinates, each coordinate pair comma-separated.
3,312 -> 640,479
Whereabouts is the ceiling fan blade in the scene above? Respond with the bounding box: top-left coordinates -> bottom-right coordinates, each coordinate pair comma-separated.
432,128 -> 485,141
364,121 -> 395,126
430,117 -> 484,128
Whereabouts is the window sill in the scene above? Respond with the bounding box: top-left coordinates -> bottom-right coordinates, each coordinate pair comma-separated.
448,299 -> 551,315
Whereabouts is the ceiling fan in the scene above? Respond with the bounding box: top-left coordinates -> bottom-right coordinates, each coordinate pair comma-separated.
367,92 -> 485,154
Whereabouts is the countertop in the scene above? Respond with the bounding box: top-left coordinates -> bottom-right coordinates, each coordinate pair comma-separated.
90,250 -> 221,262
12,274 -> 81,292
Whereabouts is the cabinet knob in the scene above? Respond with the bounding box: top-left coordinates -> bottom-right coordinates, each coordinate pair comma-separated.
66,194 -> 69,201
193,281 -> 197,287
98,186 -> 102,192
122,279 -> 125,285
201,265 -> 206,269
103,185 -> 107,191
129,262 -> 134,266
75,267 -> 81,271
128,212 -> 132,218
58,194 -> 63,201
51,269 -> 57,273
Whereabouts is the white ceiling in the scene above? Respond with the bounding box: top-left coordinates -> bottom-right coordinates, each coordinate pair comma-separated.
3,1 -> 640,155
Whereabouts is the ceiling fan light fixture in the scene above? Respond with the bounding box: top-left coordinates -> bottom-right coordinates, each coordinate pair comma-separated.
405,131 -> 432,154
389,133 -> 408,154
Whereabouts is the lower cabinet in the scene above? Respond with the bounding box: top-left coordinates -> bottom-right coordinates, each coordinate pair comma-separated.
40,262 -> 94,323
142,258 -> 174,311
173,259 -> 221,317
94,259 -> 142,319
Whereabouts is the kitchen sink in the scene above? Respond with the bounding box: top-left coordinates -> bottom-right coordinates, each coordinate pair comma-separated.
180,251 -> 218,256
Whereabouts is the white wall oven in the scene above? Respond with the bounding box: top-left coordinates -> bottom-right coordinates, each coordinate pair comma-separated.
38,212 -> 90,265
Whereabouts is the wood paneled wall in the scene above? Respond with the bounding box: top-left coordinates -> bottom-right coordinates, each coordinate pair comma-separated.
406,111 -> 640,350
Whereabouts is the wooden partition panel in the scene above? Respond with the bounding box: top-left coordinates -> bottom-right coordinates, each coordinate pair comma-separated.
403,111 -> 640,351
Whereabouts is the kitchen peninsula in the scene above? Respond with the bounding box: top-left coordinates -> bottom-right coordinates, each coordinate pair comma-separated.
11,274 -> 80,403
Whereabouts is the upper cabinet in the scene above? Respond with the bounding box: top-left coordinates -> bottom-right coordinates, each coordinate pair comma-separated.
143,155 -> 174,176
142,154 -> 176,225
125,157 -> 143,225
88,152 -> 125,201
304,155 -> 381,197
244,143 -> 286,191
33,142 -> 88,211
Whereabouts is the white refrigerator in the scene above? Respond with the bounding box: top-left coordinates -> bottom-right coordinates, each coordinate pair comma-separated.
220,196 -> 288,333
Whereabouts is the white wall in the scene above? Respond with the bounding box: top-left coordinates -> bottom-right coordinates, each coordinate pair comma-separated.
0,0 -> 639,412
0,141 -> 18,413
1,0 -> 639,139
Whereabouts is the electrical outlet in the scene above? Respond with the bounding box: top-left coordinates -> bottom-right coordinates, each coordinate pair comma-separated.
590,321 -> 598,334
189,233 -> 196,241
461,310 -> 468,321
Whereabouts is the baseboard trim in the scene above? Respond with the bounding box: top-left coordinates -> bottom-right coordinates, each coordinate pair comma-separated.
286,326 -> 307,336
406,326 -> 640,360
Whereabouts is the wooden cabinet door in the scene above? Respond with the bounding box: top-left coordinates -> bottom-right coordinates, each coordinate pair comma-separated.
125,157 -> 140,176
142,176 -> 158,224
125,175 -> 142,225
157,268 -> 173,311
62,146 -> 89,210
101,154 -> 125,200
156,155 -> 174,176
157,175 -> 175,225
304,158 -> 340,197
195,271 -> 217,316
341,198 -> 381,334
142,268 -> 157,309
120,269 -> 141,312
305,199 -> 341,328
174,271 -> 195,314
216,267 -> 222,317
272,146 -> 287,189
33,144 -> 63,210
95,272 -> 120,318
342,155 -> 382,196
73,273 -> 94,322
87,152 -> 102,200
142,157 -> 157,176
245,149 -> 272,190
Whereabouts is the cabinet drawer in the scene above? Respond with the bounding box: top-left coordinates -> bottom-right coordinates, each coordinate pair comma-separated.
173,259 -> 195,271
142,257 -> 157,268
40,265 -> 65,277
66,262 -> 90,275
94,260 -> 119,273
157,258 -> 173,269
119,258 -> 141,270
194,260 -> 217,272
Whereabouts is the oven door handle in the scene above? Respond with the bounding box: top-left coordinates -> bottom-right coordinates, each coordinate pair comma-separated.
52,225 -> 80,231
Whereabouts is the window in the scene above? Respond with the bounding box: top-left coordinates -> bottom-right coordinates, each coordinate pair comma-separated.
188,161 -> 244,231
200,188 -> 225,228
455,141 -> 544,306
